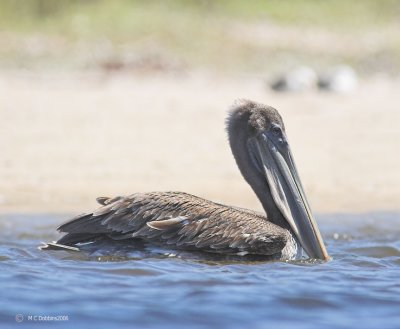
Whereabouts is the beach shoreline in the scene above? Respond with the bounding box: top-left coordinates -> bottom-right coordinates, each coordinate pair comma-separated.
1,71 -> 399,214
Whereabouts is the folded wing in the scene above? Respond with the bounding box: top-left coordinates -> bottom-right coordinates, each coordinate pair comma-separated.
43,192 -> 288,256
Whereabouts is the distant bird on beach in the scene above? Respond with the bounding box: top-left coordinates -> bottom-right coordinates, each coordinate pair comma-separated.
271,66 -> 317,92
271,65 -> 358,93
318,65 -> 358,92
42,100 -> 328,261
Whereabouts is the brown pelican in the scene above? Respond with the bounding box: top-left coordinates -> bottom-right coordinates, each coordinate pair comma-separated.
42,100 -> 328,260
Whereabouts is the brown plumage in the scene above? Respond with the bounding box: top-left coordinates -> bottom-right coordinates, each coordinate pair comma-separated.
42,99 -> 329,260
53,192 -> 289,256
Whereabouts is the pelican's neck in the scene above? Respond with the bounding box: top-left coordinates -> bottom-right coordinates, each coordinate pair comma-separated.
245,163 -> 290,231
227,125 -> 289,230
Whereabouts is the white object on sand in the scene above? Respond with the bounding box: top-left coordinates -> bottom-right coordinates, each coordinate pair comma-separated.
271,66 -> 317,92
318,65 -> 358,93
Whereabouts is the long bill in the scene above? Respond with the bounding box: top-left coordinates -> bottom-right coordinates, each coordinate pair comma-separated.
255,133 -> 329,260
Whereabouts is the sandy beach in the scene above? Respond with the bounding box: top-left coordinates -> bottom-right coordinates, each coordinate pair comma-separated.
1,72 -> 399,214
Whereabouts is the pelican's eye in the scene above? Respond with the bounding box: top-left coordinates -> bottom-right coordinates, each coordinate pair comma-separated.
271,125 -> 282,136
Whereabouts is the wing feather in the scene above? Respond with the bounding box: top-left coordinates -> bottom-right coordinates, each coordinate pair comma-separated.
54,192 -> 289,256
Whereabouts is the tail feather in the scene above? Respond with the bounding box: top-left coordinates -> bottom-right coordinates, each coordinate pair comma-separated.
56,233 -> 100,246
39,242 -> 80,251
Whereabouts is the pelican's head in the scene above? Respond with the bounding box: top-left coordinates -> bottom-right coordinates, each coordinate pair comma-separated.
227,99 -> 328,260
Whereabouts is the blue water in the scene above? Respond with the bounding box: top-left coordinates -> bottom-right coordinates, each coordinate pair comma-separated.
0,213 -> 399,329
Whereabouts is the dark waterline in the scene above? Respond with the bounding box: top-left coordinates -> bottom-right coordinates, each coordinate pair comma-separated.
0,213 -> 399,329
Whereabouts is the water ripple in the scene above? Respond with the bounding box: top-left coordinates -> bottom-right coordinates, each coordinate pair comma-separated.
0,212 -> 400,329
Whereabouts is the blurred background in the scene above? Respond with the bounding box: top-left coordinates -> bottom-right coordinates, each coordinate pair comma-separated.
1,0 -> 399,214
